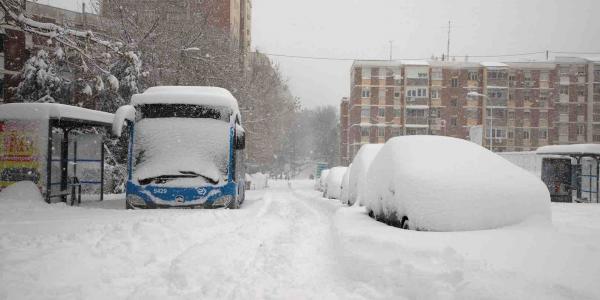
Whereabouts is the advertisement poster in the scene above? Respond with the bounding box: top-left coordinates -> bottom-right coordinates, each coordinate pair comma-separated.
0,120 -> 43,190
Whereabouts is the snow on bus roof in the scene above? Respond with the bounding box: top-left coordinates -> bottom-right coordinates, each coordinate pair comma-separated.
537,144 -> 600,156
0,103 -> 114,126
131,86 -> 240,115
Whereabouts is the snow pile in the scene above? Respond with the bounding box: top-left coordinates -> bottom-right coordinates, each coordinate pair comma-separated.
112,104 -> 136,137
324,167 -> 347,199
133,118 -> 229,185
249,172 -> 269,190
349,144 -> 383,206
0,181 -> 44,207
340,166 -> 351,204
363,136 -> 551,231
317,169 -> 329,191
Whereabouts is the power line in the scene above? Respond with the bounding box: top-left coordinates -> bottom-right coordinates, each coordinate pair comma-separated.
262,51 -> 551,62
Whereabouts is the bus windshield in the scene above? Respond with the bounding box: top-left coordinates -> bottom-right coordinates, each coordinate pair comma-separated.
132,104 -> 231,186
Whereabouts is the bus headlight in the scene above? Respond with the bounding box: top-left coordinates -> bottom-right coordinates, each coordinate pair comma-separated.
127,194 -> 146,207
212,195 -> 233,208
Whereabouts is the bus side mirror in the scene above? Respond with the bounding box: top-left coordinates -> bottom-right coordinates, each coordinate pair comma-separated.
112,105 -> 136,137
235,132 -> 246,150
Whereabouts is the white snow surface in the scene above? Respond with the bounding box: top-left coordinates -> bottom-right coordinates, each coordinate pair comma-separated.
324,167 -> 347,200
0,103 -> 114,125
317,169 -> 329,191
340,166 -> 351,204
132,86 -> 241,120
363,136 -> 551,231
133,118 -> 229,184
349,144 -> 384,206
537,144 -> 600,156
1,180 -> 599,299
248,172 -> 269,190
0,181 -> 43,207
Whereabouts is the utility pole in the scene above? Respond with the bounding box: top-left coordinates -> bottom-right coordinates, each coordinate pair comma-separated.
446,20 -> 451,61
389,40 -> 393,61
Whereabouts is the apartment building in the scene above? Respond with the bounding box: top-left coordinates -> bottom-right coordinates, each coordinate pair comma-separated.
341,57 -> 600,164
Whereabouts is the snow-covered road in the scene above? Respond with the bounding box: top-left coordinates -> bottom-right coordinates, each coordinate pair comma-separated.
1,180 -> 600,299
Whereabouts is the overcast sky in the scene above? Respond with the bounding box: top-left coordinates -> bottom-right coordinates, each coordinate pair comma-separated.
46,0 -> 600,109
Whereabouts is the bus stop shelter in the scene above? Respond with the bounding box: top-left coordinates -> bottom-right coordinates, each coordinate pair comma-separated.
0,103 -> 114,204
537,144 -> 600,203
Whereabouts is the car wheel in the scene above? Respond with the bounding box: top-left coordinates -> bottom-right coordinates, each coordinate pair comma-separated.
401,216 -> 410,230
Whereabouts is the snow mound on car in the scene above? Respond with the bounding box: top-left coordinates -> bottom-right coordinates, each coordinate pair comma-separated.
325,167 -> 347,199
363,136 -> 551,231
0,181 -> 44,206
340,166 -> 351,204
349,144 -> 383,206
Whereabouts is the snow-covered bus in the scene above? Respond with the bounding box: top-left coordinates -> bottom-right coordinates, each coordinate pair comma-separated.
113,86 -> 246,209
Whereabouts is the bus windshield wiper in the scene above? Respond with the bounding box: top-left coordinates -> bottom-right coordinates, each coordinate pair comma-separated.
179,171 -> 219,185
138,171 -> 218,185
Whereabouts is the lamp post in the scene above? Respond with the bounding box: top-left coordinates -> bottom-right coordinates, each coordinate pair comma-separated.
467,91 -> 493,151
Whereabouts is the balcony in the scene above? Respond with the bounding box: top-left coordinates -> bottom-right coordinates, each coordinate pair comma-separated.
560,76 -> 570,85
578,76 -> 586,84
559,114 -> 569,123
430,99 -> 442,107
405,117 -> 429,126
406,78 -> 429,86
559,94 -> 570,103
578,115 -> 585,122
405,97 -> 429,107
540,81 -> 550,89
578,95 -> 586,103
539,119 -> 548,127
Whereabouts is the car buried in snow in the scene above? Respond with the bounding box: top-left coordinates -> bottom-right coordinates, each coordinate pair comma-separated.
113,86 -> 246,209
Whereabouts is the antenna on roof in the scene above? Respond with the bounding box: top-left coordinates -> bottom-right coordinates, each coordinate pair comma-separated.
446,20 -> 451,61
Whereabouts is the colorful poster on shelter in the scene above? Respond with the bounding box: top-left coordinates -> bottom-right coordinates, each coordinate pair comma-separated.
0,120 -> 43,190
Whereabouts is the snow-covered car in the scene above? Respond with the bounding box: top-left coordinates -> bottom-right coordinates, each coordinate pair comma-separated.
324,166 -> 347,199
347,144 -> 383,206
317,169 -> 330,191
340,165 -> 351,204
363,136 -> 551,231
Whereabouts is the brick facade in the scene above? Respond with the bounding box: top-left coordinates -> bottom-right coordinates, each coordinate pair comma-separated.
340,58 -> 600,164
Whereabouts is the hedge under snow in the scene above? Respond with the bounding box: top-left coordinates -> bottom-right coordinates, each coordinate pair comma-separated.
363,136 -> 551,231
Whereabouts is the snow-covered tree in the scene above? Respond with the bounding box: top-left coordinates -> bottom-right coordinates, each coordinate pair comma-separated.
13,49 -> 71,103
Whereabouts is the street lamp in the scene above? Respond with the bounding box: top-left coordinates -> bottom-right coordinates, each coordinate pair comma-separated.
467,91 -> 493,151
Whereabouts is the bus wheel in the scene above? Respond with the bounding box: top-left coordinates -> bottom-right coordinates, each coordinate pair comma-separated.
228,198 -> 240,209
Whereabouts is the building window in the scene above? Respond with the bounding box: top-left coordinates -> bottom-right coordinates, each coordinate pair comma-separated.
577,125 -> 585,135
508,111 -> 515,119
523,130 -> 530,140
362,88 -> 371,98
524,71 -> 532,82
362,68 -> 371,79
378,127 -> 385,137
394,91 -> 401,98
508,130 -> 514,139
540,129 -> 548,139
361,107 -> 370,117
560,86 -> 569,95
540,111 -> 548,119
361,127 -> 370,137
524,111 -> 530,119
468,71 -> 478,81
540,72 -> 549,81
539,100 -> 546,108
394,109 -> 401,118
431,89 -> 439,99
0,34 -> 5,53
450,97 -> 458,107
450,117 -> 458,127
577,86 -> 585,96
392,128 -> 401,137
451,78 -> 459,87
378,108 -> 385,117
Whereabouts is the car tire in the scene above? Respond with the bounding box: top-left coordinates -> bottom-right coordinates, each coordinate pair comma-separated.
401,216 -> 410,230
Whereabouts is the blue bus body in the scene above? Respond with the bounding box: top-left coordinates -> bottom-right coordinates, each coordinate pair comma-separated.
121,88 -> 245,209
